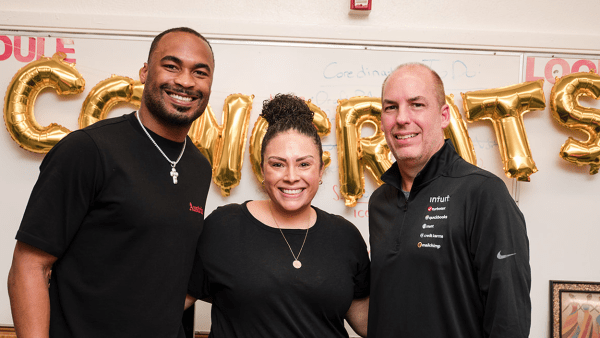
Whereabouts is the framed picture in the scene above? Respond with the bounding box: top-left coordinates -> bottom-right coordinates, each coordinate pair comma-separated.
550,280 -> 600,338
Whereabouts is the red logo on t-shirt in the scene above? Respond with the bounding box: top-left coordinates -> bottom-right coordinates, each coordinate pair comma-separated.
189,203 -> 204,215
428,206 -> 433,211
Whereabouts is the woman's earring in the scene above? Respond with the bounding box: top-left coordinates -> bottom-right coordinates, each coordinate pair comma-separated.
319,180 -> 323,185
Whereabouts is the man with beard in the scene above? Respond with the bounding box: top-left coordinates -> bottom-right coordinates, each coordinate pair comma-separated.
8,27 -> 214,338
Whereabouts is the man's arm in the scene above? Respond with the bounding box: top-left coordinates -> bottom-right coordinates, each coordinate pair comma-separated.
7,241 -> 57,338
471,177 -> 531,338
345,296 -> 369,338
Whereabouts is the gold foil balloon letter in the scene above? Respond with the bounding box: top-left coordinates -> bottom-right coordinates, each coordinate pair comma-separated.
79,75 -> 143,128
336,96 -> 391,207
550,71 -> 600,174
443,94 -> 477,165
189,94 -> 254,196
462,80 -> 545,181
249,99 -> 332,184
3,52 -> 85,153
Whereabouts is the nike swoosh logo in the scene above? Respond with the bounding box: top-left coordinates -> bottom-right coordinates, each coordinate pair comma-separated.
497,251 -> 517,259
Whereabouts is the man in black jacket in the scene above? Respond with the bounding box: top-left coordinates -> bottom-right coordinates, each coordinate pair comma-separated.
367,62 -> 531,338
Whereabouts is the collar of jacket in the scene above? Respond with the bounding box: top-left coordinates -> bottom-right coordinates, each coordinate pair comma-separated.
380,139 -> 461,194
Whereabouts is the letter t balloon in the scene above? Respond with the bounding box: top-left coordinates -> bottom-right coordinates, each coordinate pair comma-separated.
461,80 -> 545,182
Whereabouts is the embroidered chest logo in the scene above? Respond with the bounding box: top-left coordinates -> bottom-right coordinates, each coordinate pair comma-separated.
189,203 -> 204,215
418,195 -> 451,250
429,195 -> 450,203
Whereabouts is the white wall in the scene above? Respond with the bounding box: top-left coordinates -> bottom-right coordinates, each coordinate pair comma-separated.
1,1 -> 600,337
2,0 -> 599,54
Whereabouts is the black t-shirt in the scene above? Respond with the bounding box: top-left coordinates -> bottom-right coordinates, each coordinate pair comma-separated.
188,202 -> 370,338
17,112 -> 212,338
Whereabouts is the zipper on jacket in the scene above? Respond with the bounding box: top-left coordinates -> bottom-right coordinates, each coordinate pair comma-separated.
394,191 -> 409,252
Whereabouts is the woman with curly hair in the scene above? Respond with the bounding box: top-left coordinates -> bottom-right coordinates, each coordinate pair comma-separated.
186,93 -> 370,337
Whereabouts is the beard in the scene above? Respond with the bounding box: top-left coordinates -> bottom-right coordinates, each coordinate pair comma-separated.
142,83 -> 206,126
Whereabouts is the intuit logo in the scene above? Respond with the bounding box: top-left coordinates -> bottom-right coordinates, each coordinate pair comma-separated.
189,203 -> 204,215
429,195 -> 450,203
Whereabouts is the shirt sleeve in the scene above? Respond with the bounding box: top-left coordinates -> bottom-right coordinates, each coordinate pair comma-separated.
187,208 -> 219,300
345,217 -> 370,299
187,245 -> 209,300
16,130 -> 102,258
353,249 -> 370,299
469,176 -> 531,338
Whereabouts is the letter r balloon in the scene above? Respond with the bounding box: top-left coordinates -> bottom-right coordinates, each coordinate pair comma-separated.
462,80 -> 545,182
336,96 -> 391,207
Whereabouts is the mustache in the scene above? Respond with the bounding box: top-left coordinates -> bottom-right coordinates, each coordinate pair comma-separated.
160,84 -> 203,100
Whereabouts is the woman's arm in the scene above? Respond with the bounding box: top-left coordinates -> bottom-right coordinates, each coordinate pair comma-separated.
184,294 -> 197,310
346,296 -> 369,337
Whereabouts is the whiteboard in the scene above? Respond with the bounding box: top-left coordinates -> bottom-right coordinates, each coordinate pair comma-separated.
0,32 -> 523,240
206,40 -> 522,235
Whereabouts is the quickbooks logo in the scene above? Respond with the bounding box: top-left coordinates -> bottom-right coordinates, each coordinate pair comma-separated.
425,215 -> 447,220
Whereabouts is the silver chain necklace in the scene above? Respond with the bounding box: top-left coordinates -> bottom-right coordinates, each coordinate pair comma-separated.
136,112 -> 186,184
269,202 -> 310,269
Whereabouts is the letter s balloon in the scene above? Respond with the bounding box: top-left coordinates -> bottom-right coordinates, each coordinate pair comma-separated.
550,71 -> 600,174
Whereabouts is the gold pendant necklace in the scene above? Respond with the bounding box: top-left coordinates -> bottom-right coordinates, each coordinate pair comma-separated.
269,202 -> 310,269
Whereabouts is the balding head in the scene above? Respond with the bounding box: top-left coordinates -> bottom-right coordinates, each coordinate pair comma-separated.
382,63 -> 446,108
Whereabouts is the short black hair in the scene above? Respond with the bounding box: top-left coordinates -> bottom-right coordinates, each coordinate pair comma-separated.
147,27 -> 214,65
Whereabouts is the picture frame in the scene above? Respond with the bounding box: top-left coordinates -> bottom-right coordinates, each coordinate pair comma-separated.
550,280 -> 600,338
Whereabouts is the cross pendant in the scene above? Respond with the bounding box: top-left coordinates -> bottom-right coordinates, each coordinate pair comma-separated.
170,167 -> 179,184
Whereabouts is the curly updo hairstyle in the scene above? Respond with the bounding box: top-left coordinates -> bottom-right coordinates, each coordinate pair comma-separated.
260,93 -> 323,168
